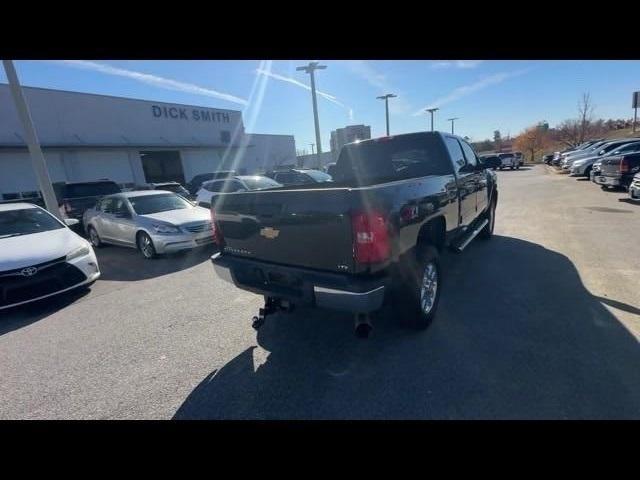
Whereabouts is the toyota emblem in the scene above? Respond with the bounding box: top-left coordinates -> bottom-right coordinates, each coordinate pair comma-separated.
20,267 -> 38,277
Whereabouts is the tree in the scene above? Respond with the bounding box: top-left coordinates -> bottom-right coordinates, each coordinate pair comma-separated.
493,130 -> 502,151
514,124 -> 550,163
578,92 -> 594,144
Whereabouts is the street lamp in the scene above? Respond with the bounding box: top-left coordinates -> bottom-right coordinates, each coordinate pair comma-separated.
376,93 -> 397,136
447,117 -> 459,135
425,107 -> 439,132
297,62 -> 327,168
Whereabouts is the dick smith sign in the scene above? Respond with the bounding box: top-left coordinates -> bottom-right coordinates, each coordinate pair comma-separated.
151,105 -> 231,123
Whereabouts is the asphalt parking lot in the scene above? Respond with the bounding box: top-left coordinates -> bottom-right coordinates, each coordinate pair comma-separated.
1,164 -> 639,419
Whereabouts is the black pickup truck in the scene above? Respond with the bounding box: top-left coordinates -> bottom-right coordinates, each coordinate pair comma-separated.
55,180 -> 122,224
211,132 -> 499,336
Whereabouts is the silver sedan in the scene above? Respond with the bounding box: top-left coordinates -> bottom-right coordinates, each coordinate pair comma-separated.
83,191 -> 214,259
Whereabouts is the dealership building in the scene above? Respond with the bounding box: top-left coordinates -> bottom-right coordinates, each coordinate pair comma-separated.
0,84 -> 296,200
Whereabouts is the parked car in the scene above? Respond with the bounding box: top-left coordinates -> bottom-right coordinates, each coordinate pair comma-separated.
628,172 -> 640,200
513,151 -> 524,167
210,131 -> 499,337
497,153 -> 519,170
556,139 -> 606,165
0,202 -> 100,310
265,168 -> 333,186
542,154 -> 555,165
324,163 -> 338,177
83,191 -> 214,259
186,171 -> 236,196
562,139 -> 640,171
480,154 -> 501,170
55,180 -> 121,223
594,152 -> 640,191
195,175 -> 282,209
570,141 -> 640,177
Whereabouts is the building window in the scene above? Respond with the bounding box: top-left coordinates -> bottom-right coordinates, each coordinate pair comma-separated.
21,191 -> 41,199
220,130 -> 231,144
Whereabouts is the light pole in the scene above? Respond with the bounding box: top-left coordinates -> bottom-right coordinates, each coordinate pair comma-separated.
447,117 -> 459,134
376,93 -> 397,136
297,62 -> 326,169
425,108 -> 439,132
2,60 -> 61,219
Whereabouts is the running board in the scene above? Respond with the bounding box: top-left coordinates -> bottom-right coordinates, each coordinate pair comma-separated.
452,219 -> 488,253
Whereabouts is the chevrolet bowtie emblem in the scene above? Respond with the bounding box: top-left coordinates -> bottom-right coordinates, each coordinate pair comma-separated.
260,227 -> 280,239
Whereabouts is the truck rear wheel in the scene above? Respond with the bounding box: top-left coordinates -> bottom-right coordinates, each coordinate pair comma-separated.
395,245 -> 441,330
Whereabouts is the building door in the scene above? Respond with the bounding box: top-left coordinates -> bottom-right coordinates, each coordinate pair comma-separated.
140,151 -> 185,184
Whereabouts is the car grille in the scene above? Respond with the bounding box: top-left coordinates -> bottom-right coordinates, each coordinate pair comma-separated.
184,222 -> 212,233
0,257 -> 87,307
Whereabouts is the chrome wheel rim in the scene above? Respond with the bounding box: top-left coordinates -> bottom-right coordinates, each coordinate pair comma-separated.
140,235 -> 153,258
420,262 -> 438,315
89,229 -> 99,246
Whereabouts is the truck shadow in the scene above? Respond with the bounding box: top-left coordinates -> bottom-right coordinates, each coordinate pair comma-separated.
173,235 -> 640,420
95,244 -> 217,282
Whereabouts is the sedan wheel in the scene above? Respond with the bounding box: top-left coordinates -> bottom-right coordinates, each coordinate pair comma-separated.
88,227 -> 102,248
138,232 -> 157,259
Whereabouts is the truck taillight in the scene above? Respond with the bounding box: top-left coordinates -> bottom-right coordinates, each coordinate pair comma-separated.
210,208 -> 224,245
620,158 -> 629,173
351,210 -> 390,264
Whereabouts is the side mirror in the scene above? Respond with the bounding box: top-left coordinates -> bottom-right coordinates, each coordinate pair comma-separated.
64,218 -> 80,227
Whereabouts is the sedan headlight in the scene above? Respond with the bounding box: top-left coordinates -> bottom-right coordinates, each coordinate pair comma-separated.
152,223 -> 181,234
67,245 -> 91,261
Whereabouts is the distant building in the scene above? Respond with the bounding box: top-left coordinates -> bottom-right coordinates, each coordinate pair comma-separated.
0,84 -> 296,199
330,124 -> 371,161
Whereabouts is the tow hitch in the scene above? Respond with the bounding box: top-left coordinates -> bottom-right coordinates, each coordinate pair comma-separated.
251,297 -> 295,330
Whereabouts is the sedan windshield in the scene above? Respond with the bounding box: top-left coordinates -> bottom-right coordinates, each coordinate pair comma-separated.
0,207 -> 64,238
129,193 -> 191,215
302,170 -> 333,182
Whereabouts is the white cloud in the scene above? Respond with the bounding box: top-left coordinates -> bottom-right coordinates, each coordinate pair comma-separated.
53,60 -> 248,106
413,68 -> 531,116
431,60 -> 484,70
255,68 -> 354,118
343,60 -> 412,115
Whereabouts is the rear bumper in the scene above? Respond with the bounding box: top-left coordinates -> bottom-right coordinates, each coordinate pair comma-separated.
211,253 -> 387,313
595,175 -> 621,187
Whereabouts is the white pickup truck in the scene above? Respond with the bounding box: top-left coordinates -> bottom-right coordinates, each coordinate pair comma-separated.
497,153 -> 519,170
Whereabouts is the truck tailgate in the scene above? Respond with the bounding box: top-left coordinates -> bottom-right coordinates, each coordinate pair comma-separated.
215,188 -> 356,273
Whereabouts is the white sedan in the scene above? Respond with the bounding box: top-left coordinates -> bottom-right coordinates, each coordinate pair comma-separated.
195,175 -> 282,209
0,202 -> 100,310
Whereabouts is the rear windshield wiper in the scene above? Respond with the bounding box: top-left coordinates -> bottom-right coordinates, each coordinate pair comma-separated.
0,233 -> 24,239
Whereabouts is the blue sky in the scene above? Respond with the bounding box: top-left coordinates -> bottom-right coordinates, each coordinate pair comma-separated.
3,60 -> 640,152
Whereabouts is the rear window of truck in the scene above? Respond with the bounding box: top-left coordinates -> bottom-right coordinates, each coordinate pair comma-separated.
334,134 -> 452,186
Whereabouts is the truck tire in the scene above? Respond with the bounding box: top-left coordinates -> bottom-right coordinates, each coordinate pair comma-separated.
395,245 -> 441,330
479,198 -> 496,240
